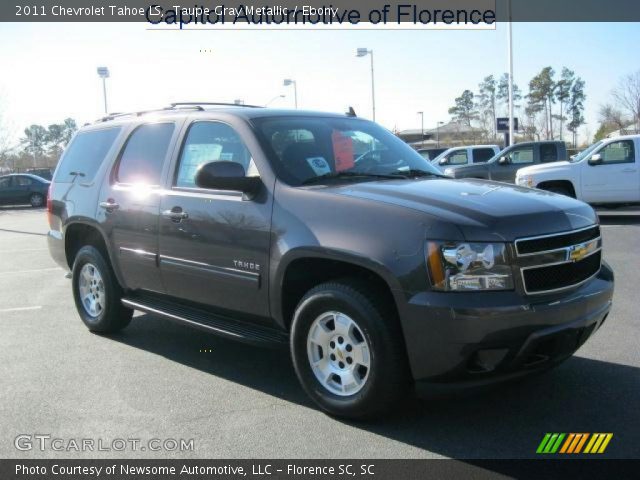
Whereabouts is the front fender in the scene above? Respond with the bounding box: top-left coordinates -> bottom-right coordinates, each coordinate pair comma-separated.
270,247 -> 407,328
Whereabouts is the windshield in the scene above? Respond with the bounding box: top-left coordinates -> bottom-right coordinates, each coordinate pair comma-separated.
570,141 -> 603,163
252,116 -> 443,186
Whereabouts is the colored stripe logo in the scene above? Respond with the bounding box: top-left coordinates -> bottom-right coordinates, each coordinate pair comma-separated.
536,433 -> 613,454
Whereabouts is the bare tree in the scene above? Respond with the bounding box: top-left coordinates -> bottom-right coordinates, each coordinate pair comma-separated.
599,104 -> 627,132
612,71 -> 640,133
0,100 -> 11,156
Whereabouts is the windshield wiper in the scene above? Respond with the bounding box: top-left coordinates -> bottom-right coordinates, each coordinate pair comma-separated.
389,169 -> 443,178
301,171 -> 399,185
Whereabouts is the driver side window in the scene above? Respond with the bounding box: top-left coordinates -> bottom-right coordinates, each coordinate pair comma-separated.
599,140 -> 635,164
447,151 -> 468,165
507,146 -> 534,164
175,122 -> 257,189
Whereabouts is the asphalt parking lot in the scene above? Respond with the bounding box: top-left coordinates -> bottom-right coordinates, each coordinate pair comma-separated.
1,206 -> 639,460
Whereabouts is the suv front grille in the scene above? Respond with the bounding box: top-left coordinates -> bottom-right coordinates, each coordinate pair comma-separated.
522,251 -> 601,294
515,226 -> 602,295
516,225 -> 600,255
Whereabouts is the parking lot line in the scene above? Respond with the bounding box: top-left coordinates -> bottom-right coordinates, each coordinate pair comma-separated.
0,267 -> 60,275
0,306 -> 42,313
1,248 -> 48,253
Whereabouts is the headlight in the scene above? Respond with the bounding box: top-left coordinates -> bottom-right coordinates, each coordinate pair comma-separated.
517,175 -> 534,188
426,241 -> 514,291
443,168 -> 454,177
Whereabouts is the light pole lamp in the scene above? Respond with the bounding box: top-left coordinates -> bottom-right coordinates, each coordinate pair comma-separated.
283,79 -> 298,109
436,121 -> 444,147
417,111 -> 424,146
265,94 -> 285,107
97,66 -> 110,114
356,48 -> 376,122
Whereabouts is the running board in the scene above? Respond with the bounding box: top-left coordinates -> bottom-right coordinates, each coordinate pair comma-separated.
121,295 -> 288,348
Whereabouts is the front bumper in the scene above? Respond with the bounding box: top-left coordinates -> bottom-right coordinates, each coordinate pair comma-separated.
399,261 -> 614,385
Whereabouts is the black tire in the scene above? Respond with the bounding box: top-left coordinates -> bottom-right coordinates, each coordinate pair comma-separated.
71,245 -> 132,333
29,193 -> 44,208
546,186 -> 573,197
290,279 -> 410,419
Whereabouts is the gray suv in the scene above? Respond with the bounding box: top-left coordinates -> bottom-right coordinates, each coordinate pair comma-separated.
47,104 -> 613,419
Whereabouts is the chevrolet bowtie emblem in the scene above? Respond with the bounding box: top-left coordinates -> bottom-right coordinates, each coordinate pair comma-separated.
569,242 -> 593,262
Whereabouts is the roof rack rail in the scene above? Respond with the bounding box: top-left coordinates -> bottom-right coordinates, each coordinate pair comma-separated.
170,102 -> 264,109
96,105 -> 205,123
95,102 -> 263,123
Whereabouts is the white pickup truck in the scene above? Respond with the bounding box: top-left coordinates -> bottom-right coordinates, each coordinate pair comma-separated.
516,135 -> 640,205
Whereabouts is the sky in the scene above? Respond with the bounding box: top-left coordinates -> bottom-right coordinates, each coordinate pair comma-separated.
0,22 -> 639,147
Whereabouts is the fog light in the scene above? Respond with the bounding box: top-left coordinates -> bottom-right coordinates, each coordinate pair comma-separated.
468,348 -> 509,373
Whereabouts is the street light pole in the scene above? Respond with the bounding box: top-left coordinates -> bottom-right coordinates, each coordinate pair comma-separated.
283,79 -> 298,108
436,121 -> 444,147
97,67 -> 110,114
417,111 -> 424,147
102,77 -> 108,113
507,1 -> 514,146
356,48 -> 376,122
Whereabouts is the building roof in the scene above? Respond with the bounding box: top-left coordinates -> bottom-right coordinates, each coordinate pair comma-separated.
398,121 -> 482,137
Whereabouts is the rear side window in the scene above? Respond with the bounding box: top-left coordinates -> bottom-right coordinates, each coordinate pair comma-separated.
474,148 -> 496,163
54,128 -> 121,183
116,123 -> 175,185
15,176 -> 33,186
540,143 -> 558,162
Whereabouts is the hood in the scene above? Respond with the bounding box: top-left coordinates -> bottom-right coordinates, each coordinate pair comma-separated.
447,162 -> 489,176
323,178 -> 597,242
517,161 -> 572,176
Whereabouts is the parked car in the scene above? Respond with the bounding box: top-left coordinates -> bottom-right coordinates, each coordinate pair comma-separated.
445,141 -> 568,183
516,135 -> 640,205
0,173 -> 50,207
416,147 -> 447,160
431,145 -> 500,170
47,104 -> 613,419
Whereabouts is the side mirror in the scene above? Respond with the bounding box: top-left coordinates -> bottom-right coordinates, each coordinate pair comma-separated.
195,161 -> 261,197
588,153 -> 602,166
498,156 -> 509,165
439,158 -> 448,165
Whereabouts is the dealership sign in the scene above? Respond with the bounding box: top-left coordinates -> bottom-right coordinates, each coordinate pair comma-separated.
496,117 -> 518,132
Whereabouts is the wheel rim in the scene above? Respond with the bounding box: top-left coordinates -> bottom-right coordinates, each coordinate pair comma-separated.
78,263 -> 105,319
306,311 -> 371,396
30,194 -> 43,206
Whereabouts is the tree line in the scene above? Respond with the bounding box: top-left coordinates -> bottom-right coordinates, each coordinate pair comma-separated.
0,116 -> 78,172
448,67 -> 586,146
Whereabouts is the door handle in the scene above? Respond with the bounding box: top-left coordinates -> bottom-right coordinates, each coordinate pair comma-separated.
99,200 -> 119,210
162,208 -> 189,222
622,168 -> 637,173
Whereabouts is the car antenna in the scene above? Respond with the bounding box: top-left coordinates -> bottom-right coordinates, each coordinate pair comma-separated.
346,106 -> 357,117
